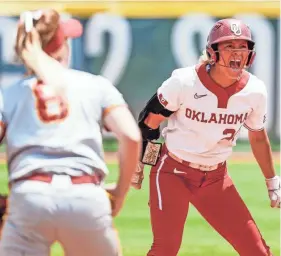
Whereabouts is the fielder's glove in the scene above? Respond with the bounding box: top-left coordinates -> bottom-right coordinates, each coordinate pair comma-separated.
265,176 -> 280,208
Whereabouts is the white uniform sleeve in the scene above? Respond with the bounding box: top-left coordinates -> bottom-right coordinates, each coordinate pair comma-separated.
157,71 -> 183,112
98,76 -> 127,115
244,90 -> 267,131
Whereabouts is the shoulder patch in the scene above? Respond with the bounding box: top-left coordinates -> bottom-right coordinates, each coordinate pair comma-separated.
158,93 -> 169,107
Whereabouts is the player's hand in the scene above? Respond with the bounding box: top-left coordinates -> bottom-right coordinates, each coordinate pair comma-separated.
265,176 -> 280,208
21,28 -> 44,69
131,162 -> 145,190
104,184 -> 126,217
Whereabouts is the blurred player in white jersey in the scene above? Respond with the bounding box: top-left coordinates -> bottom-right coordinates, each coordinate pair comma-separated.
0,9 -> 141,256
132,18 -> 279,256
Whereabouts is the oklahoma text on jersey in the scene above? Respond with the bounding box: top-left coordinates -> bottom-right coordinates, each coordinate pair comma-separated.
185,108 -> 248,125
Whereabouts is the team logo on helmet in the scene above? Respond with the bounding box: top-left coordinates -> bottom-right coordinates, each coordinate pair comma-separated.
230,21 -> 242,36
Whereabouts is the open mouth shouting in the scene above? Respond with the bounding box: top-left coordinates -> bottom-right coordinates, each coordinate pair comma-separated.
229,59 -> 242,70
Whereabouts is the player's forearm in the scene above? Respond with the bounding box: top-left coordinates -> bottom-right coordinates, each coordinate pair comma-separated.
116,135 -> 141,196
144,112 -> 167,129
104,107 -> 142,196
249,130 -> 276,179
31,51 -> 66,88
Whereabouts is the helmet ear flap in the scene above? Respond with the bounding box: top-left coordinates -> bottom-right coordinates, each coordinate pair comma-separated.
246,51 -> 256,67
246,41 -> 256,67
206,46 -> 217,65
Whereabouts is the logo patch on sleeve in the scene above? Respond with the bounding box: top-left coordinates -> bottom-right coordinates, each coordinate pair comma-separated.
158,93 -> 168,107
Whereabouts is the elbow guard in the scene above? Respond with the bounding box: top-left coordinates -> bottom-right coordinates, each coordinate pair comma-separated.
138,93 -> 174,141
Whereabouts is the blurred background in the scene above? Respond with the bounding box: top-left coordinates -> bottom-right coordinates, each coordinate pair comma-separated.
0,0 -> 279,150
0,1 -> 279,255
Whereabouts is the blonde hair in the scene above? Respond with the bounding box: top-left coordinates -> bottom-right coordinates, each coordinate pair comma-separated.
198,49 -> 210,64
15,9 -> 67,97
14,9 -> 60,75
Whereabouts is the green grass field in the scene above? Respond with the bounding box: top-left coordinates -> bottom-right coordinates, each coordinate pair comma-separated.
0,161 -> 280,256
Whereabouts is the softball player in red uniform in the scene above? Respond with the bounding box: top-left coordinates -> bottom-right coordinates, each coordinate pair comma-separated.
133,18 -> 280,256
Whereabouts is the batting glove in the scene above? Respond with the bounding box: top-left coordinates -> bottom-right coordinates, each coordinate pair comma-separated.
266,176 -> 280,208
131,162 -> 145,190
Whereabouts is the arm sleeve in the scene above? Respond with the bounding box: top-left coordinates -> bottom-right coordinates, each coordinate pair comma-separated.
244,89 -> 267,131
156,71 -> 183,112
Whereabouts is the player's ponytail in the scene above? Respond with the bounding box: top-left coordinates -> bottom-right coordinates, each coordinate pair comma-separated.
198,49 -> 210,64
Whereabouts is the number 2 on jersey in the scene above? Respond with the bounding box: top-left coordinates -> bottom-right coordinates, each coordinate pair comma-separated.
33,83 -> 69,123
222,128 -> 236,141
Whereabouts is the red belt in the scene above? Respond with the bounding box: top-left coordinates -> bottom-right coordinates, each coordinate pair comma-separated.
12,173 -> 101,185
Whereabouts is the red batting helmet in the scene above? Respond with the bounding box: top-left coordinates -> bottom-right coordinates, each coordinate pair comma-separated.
206,18 -> 256,67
